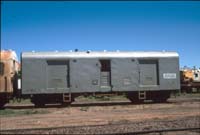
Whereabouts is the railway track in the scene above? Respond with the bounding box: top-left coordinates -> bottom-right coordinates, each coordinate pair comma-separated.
4,95 -> 200,109
1,94 -> 199,133
1,116 -> 199,134
1,124 -> 199,135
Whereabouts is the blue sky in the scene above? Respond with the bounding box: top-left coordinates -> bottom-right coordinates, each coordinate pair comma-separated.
1,1 -> 200,67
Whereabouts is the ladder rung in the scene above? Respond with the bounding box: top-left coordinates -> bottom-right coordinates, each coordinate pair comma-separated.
63,93 -> 71,102
139,91 -> 146,100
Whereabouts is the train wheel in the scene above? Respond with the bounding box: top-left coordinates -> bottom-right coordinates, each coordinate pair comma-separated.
128,96 -> 144,103
127,92 -> 144,104
31,99 -> 45,107
61,102 -> 72,106
152,91 -> 170,103
31,95 -> 45,108
153,97 -> 168,103
0,94 -> 8,109
34,102 -> 45,108
0,102 -> 6,109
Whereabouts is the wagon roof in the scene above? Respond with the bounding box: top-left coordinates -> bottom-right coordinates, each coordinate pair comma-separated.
22,51 -> 179,59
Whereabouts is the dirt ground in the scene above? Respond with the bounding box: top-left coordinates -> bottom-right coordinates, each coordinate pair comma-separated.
0,94 -> 200,134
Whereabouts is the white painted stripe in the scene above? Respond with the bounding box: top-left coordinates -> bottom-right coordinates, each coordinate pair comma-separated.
18,79 -> 21,90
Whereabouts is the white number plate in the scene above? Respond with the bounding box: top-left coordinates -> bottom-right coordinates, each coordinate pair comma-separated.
163,73 -> 176,79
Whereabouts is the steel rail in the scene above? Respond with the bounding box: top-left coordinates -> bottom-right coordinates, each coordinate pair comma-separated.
111,127 -> 200,135
1,124 -> 199,135
4,96 -> 200,109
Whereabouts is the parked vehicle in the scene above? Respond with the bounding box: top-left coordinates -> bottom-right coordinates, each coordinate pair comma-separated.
0,50 -> 180,108
180,67 -> 200,93
0,50 -> 20,107
20,51 -> 180,106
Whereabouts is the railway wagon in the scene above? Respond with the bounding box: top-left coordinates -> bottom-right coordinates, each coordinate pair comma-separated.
21,51 -> 180,106
0,50 -> 20,107
180,68 -> 200,93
